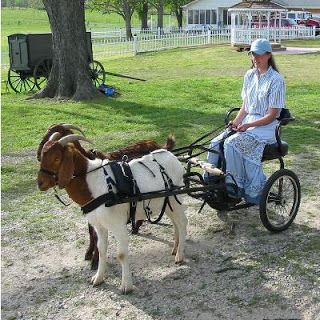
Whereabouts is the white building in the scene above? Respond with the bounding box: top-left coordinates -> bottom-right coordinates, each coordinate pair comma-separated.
182,0 -> 320,28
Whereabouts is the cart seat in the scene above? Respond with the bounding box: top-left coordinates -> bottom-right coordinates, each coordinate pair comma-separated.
262,140 -> 288,161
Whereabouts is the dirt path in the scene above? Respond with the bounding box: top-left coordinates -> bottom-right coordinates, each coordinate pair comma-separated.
1,152 -> 320,320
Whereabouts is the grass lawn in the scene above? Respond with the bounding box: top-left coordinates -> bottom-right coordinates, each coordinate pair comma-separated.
2,44 -> 320,157
1,7 -> 173,52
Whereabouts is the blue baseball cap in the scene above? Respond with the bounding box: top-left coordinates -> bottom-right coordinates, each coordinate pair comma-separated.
249,38 -> 272,55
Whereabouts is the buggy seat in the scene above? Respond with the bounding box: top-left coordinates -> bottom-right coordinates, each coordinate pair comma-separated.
225,108 -> 295,161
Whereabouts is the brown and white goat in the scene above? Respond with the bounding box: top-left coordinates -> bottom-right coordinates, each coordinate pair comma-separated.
38,134 -> 187,293
37,123 -> 175,269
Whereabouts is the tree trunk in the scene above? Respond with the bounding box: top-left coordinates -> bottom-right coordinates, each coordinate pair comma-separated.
175,8 -> 183,29
123,1 -> 133,39
124,15 -> 133,39
157,0 -> 164,30
138,2 -> 149,30
33,0 -> 101,101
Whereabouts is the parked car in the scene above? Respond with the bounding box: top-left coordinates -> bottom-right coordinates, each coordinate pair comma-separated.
286,11 -> 312,24
185,24 -> 212,33
303,18 -> 320,35
252,18 -> 297,28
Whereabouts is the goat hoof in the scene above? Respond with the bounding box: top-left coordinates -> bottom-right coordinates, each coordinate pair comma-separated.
91,274 -> 104,286
171,248 -> 177,256
131,228 -> 139,235
175,259 -> 184,265
131,220 -> 144,235
120,284 -> 133,295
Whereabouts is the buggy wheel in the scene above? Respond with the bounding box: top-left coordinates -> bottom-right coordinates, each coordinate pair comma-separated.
260,169 -> 301,233
89,60 -> 105,87
8,69 -> 36,93
34,59 -> 52,90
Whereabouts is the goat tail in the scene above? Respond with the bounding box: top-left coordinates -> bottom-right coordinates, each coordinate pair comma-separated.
164,134 -> 176,151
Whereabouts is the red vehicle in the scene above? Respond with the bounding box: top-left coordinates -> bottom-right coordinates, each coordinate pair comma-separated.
303,18 -> 320,35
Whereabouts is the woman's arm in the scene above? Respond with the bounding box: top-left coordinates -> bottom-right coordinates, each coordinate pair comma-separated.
236,107 -> 279,132
229,105 -> 247,129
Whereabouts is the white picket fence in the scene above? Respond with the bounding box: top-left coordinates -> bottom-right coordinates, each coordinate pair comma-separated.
231,26 -> 316,45
1,26 -> 317,69
92,29 -> 231,58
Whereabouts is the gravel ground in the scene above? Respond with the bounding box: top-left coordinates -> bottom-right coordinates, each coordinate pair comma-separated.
1,151 -> 320,320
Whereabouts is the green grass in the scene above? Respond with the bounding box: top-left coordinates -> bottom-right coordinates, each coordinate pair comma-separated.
1,7 -> 134,51
282,39 -> 320,48
1,7 -> 175,52
2,45 -> 320,155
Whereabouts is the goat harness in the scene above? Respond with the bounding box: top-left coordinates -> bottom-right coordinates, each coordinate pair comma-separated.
80,155 -> 181,231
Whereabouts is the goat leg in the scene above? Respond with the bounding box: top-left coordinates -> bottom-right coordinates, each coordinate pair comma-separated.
91,226 -> 108,286
85,223 -> 96,260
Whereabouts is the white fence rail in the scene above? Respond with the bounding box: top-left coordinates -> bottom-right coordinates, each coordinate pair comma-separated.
92,29 -> 231,58
231,26 -> 316,45
1,26 -> 317,69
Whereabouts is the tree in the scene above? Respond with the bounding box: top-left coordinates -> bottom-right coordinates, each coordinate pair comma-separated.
29,0 -> 44,9
33,0 -> 101,101
89,0 -> 139,40
168,0 -> 189,29
149,0 -> 164,29
136,0 -> 149,30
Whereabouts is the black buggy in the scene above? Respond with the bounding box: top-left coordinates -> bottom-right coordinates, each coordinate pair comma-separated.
172,107 -> 301,233
7,32 -> 105,93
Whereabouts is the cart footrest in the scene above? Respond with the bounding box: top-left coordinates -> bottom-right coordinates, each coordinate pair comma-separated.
188,157 -> 224,176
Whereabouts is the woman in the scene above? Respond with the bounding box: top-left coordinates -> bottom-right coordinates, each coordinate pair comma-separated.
206,38 -> 286,204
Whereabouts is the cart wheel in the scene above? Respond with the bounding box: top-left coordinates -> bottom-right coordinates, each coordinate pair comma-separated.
89,60 -> 106,87
8,69 -> 36,93
260,169 -> 301,233
33,59 -> 52,90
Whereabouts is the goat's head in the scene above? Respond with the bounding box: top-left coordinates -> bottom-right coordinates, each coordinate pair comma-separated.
37,133 -> 93,191
37,123 -> 85,162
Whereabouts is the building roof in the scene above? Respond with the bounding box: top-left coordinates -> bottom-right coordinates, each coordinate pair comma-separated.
229,1 -> 286,11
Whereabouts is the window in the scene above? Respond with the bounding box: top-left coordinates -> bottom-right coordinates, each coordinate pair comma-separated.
200,10 -> 205,24
194,10 -> 199,24
211,10 -> 217,24
288,13 -> 295,19
188,10 -> 193,24
206,10 -> 211,24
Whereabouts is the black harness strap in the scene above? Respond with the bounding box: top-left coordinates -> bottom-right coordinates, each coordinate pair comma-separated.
108,160 -> 141,232
138,155 -> 178,224
82,193 -> 118,214
144,196 -> 174,224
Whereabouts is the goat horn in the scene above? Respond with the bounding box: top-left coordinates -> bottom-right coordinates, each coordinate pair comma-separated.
60,124 -> 85,136
58,134 -> 95,147
48,132 -> 61,141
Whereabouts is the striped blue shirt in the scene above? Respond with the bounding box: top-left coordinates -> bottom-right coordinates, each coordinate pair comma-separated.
241,66 -> 286,116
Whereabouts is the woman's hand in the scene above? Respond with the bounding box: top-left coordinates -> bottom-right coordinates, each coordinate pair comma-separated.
235,123 -> 251,132
228,120 -> 241,130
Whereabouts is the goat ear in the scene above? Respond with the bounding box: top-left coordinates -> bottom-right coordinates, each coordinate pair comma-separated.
57,145 -> 74,188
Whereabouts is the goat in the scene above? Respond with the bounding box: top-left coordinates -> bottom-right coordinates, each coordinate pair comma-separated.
37,134 -> 187,293
37,123 -> 175,269
37,123 -> 175,162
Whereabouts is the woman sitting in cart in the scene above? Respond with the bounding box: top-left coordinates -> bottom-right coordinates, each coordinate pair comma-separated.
206,38 -> 286,204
